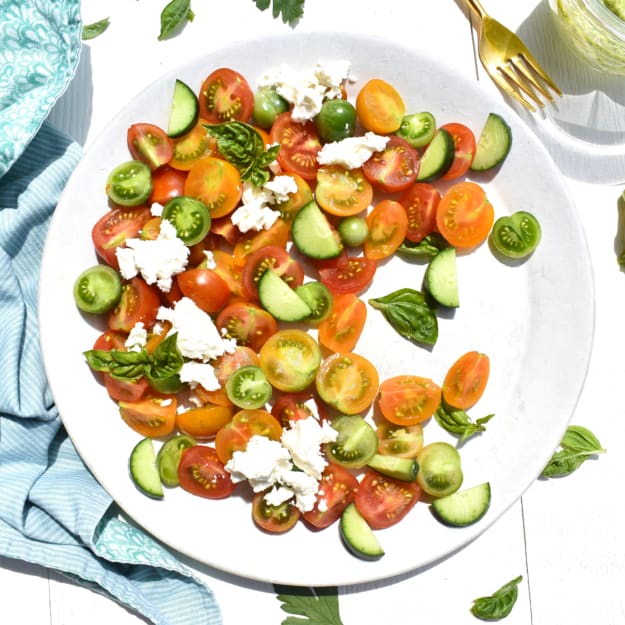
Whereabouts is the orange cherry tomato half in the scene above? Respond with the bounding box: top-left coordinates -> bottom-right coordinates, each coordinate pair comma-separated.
442,351 -> 490,410
364,199 -> 409,260
440,122 -> 477,181
356,78 -> 406,134
232,218 -> 290,268
398,182 -> 441,243
377,375 -> 442,426
175,404 -> 234,440
211,249 -> 247,299
269,112 -> 322,181
376,422 -> 424,459
178,445 -> 235,499
184,156 -> 242,218
170,121 -> 218,171
361,135 -> 419,193
436,181 -> 494,249
315,165 -> 373,217
318,293 -> 366,353
199,68 -> 254,124
315,351 -> 379,414
176,267 -> 231,313
118,393 -> 177,438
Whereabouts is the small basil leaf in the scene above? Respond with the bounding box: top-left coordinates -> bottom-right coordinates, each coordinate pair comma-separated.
158,0 -> 193,41
83,349 -> 148,381
369,288 -> 438,346
145,333 -> 184,380
397,233 -> 449,259
541,425 -> 605,478
435,405 -> 494,443
559,425 -> 604,453
471,575 -> 522,621
82,18 -> 110,41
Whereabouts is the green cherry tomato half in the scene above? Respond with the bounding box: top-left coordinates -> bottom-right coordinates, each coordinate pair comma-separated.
490,210 -> 542,260
156,434 -> 197,487
73,264 -> 122,314
295,281 -> 334,323
252,87 -> 290,129
396,111 -> 437,148
226,364 -> 273,410
325,414 -> 378,469
337,216 -> 369,247
106,160 -> 153,207
416,441 -> 463,497
315,99 -> 357,143
161,195 -> 211,245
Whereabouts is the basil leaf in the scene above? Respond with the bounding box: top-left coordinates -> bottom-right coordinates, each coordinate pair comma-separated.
205,122 -> 280,186
253,0 -> 306,26
541,425 -> 605,478
83,349 -> 149,381
471,575 -> 523,621
145,333 -> 184,380
435,404 -> 494,443
158,0 -> 194,41
369,288 -> 438,345
274,585 -> 344,625
397,233 -> 449,259
82,18 -> 110,41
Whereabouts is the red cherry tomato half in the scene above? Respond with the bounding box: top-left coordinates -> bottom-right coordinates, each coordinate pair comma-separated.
178,445 -> 236,499
107,277 -> 161,333
270,112 -> 322,181
398,182 -> 441,243
176,267 -> 231,313
216,301 -> 278,352
127,123 -> 174,171
317,252 -> 377,295
242,244 -> 305,300
149,165 -> 188,206
440,122 -> 477,181
270,391 -> 328,428
199,68 -> 254,124
362,135 -> 419,193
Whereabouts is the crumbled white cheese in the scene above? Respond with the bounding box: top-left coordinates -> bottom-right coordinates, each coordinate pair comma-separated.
125,322 -> 147,352
156,297 -> 237,362
203,249 -> 217,270
116,219 -> 189,292
230,176 -> 297,233
258,61 -> 352,122
178,360 -> 220,391
281,417 -> 338,479
150,202 -> 164,217
317,132 -> 390,169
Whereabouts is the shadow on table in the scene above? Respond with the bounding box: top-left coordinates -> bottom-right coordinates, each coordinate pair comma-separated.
48,45 -> 94,147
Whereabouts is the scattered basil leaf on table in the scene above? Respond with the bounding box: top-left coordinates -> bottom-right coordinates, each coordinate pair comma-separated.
397,233 -> 449,259
253,0 -> 306,26
159,0 -> 195,41
82,17 -> 110,40
84,333 -> 183,382
205,121 -> 281,186
274,586 -> 344,625
369,288 -> 438,345
471,575 -> 523,621
435,404 -> 495,443
541,425 -> 605,478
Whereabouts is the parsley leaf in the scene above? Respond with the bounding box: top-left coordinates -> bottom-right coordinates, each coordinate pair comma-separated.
252,0 -> 305,26
274,586 -> 344,625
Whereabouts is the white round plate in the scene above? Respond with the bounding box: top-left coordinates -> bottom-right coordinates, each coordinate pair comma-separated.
39,31 -> 594,586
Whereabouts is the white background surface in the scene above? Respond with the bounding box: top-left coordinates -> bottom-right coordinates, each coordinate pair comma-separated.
3,0 -> 625,623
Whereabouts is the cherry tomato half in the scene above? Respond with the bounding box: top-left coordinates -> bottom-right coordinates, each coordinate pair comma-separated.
356,78 -> 406,134
216,301 -> 278,352
178,445 -> 236,499
377,375 -> 442,426
364,199 -> 409,260
362,135 -> 419,193
270,112 -> 322,181
442,351 -> 490,410
317,253 -> 377,295
318,293 -> 366,353
107,277 -> 161,333
252,492 -> 301,533
315,166 -> 373,217
127,123 -> 173,171
119,393 -> 177,438
199,68 -> 254,124
177,267 -> 231,313
440,122 -> 477,181
398,182 -> 440,243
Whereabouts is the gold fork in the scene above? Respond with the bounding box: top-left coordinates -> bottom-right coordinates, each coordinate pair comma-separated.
466,0 -> 562,112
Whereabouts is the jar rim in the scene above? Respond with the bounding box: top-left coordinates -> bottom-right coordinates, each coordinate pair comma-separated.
582,0 -> 625,36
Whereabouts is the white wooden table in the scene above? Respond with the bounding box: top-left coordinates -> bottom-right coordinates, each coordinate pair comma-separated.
3,1 -> 625,623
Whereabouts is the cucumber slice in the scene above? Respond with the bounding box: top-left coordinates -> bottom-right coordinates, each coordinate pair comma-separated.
416,128 -> 455,182
340,503 -> 385,561
470,113 -> 512,172
431,482 -> 491,527
367,453 -> 419,482
257,269 -> 312,322
425,247 -> 459,308
129,438 -> 164,499
167,79 -> 199,138
291,200 -> 344,260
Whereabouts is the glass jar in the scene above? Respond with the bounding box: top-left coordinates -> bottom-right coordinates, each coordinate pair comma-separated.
549,0 -> 625,74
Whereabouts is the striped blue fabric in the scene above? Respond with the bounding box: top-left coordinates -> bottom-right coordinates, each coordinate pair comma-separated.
0,123 -> 222,625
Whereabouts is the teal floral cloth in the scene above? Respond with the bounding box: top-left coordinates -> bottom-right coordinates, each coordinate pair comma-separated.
0,2 -> 223,623
0,0 -> 81,177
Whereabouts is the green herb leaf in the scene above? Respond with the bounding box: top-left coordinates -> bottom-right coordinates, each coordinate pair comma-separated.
397,233 -> 449,259
435,404 -> 494,443
82,17 -> 110,40
253,0 -> 306,26
205,121 -> 280,186
541,425 -> 605,478
145,333 -> 184,380
274,586 -> 344,625
471,575 -> 523,621
369,288 -> 438,345
158,0 -> 194,41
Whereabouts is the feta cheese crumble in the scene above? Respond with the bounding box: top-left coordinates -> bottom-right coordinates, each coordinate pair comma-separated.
156,296 -> 236,362
115,219 -> 189,292
225,416 -> 339,513
317,132 -> 390,169
178,360 -> 220,391
230,175 -> 297,233
125,322 -> 147,352
258,60 -> 352,122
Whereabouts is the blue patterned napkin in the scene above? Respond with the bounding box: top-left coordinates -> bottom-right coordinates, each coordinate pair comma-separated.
0,121 -> 223,625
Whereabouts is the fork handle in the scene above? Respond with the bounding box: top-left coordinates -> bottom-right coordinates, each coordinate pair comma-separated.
465,0 -> 487,20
